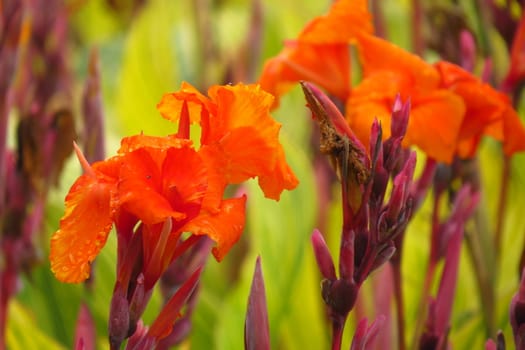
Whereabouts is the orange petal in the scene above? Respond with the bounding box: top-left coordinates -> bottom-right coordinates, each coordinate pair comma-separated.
117,148 -> 186,225
50,174 -> 114,283
437,61 -> 525,156
197,145 -> 228,213
404,90 -> 465,163
257,144 -> 299,200
485,106 -> 525,156
182,196 -> 247,261
259,42 -> 351,106
118,134 -> 192,154
207,83 -> 276,133
436,61 -> 501,140
156,81 -> 216,124
207,85 -> 281,181
161,147 -> 209,218
218,127 -> 278,183
346,99 -> 392,151
501,106 -> 525,156
356,34 -> 440,89
207,84 -> 298,196
299,0 -> 373,44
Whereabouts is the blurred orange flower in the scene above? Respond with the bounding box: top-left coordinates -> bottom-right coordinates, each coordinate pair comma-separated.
258,0 -> 373,107
347,34 -> 465,163
348,34 -> 525,162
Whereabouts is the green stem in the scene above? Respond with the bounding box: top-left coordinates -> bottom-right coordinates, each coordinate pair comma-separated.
494,157 -> 510,262
465,209 -> 496,337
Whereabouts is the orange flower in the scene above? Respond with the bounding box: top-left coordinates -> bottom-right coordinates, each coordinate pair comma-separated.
50,136 -> 243,283
347,34 -> 465,163
258,0 -> 373,107
51,83 -> 297,283
436,61 -> 525,157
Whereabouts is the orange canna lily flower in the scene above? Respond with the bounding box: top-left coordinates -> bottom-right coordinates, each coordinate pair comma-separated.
50,137 -> 242,283
435,61 -> 525,157
258,0 -> 373,107
347,34 -> 465,163
51,83 -> 297,284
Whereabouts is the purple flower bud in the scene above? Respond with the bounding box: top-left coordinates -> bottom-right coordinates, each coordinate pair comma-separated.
460,30 -> 476,72
321,278 -> 358,318
485,331 -> 506,350
510,268 -> 525,349
245,256 -> 270,350
311,229 -> 336,280
350,315 -> 386,350
390,95 -> 410,140
109,284 -> 130,350
370,243 -> 396,272
74,303 -> 96,350
129,273 -> 150,336
125,321 -> 153,350
369,119 -> 383,168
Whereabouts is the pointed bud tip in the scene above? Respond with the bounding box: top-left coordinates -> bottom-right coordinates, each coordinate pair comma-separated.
311,229 -> 337,280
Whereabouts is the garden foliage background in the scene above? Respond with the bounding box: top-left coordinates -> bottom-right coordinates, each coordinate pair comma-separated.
5,0 -> 525,348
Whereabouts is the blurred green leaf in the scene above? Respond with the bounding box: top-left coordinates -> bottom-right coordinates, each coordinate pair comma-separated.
7,301 -> 67,349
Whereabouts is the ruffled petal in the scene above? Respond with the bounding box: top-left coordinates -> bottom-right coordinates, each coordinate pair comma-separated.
207,85 -> 280,180
117,148 -> 186,225
182,196 -> 247,261
259,42 -> 351,106
207,84 -> 298,196
156,82 -> 215,124
50,174 -> 114,283
118,134 -> 192,154
257,144 -> 299,200
161,147 -> 209,218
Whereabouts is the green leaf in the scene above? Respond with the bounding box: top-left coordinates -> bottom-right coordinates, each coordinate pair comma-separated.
7,301 -> 67,350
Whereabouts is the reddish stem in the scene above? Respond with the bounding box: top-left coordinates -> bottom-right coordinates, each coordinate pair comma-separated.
392,262 -> 406,350
331,318 -> 345,350
411,261 -> 436,350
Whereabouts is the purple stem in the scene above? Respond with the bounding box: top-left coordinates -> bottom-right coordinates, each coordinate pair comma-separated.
331,317 -> 345,350
392,261 -> 406,350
